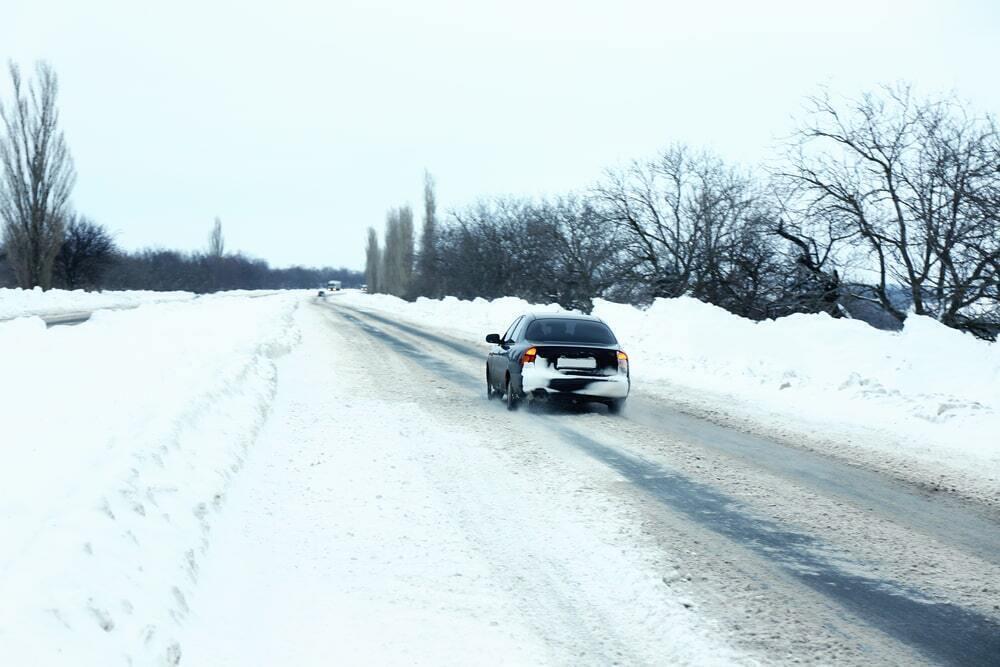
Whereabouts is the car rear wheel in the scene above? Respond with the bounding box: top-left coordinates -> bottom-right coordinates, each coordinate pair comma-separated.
505,377 -> 518,411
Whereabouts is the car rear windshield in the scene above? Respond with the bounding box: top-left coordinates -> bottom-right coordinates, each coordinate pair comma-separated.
525,319 -> 617,345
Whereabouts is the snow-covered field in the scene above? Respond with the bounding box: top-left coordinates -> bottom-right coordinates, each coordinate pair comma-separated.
338,291 -> 1000,498
0,287 -> 197,320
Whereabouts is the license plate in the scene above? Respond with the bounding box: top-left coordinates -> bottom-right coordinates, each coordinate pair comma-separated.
557,356 -> 596,370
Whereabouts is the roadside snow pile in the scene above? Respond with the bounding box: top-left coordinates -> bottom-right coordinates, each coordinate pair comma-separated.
339,292 -> 1000,483
593,298 -> 1000,470
0,294 -> 299,666
0,287 -> 196,320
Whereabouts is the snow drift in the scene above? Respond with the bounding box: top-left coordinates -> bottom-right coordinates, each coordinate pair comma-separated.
0,294 -> 299,665
0,287 -> 197,321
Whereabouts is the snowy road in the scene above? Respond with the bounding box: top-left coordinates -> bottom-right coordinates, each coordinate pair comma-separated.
5,294 -> 999,665
177,298 -> 1000,665
178,300 -> 743,665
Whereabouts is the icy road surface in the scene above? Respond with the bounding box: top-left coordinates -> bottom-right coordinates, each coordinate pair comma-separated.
3,293 -> 999,665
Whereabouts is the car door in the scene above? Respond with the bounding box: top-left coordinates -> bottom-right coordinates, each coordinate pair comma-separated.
489,316 -> 522,386
504,316 -> 531,386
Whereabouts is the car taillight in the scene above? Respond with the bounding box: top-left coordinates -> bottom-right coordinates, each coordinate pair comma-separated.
522,347 -> 537,365
617,350 -> 629,374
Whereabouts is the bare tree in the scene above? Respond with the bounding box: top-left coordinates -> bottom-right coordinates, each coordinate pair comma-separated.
593,145 -> 778,316
783,86 -> 1000,335
379,206 -> 414,297
381,209 -> 400,295
414,170 -> 439,297
0,61 -> 76,289
399,205 -> 415,294
0,242 -> 15,286
207,216 -> 225,257
364,226 -> 381,292
53,215 -> 118,289
532,196 -> 624,311
764,178 -> 857,317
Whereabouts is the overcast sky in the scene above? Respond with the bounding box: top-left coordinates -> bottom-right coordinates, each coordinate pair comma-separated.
3,0 -> 998,269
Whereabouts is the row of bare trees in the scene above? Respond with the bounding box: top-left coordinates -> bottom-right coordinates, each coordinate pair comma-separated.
0,62 -> 360,294
99,247 -> 361,293
593,147 -> 789,317
364,174 -> 426,298
429,196 -> 621,312
777,87 -> 1000,337
0,214 -> 120,290
367,86 -> 999,337
0,214 -> 363,292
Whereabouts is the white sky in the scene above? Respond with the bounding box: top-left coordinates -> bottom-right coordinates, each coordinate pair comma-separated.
3,0 -> 998,268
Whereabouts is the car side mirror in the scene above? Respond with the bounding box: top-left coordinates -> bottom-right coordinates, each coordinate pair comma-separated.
485,333 -> 501,344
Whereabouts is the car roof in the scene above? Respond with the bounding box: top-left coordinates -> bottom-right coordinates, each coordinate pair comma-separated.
523,311 -> 605,324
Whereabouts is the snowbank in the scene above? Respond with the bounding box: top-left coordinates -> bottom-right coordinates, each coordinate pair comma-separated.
593,298 -> 1000,473
0,293 -> 300,665
0,287 -> 199,320
338,292 -> 1000,488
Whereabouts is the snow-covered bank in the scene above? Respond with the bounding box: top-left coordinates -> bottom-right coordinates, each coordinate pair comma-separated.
0,287 -> 197,320
0,294 -> 300,665
337,292 -> 1000,496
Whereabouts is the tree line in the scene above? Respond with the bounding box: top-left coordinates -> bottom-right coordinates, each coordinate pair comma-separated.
0,61 -> 359,294
366,86 -> 1000,339
0,213 -> 361,292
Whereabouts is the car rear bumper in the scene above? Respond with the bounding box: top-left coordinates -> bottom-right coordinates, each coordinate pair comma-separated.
522,367 -> 630,400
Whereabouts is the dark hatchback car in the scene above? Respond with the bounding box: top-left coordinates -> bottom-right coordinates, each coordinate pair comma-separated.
485,312 -> 630,413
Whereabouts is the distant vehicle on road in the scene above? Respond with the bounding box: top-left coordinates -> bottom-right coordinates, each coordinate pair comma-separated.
486,312 -> 629,413
318,280 -> 342,297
